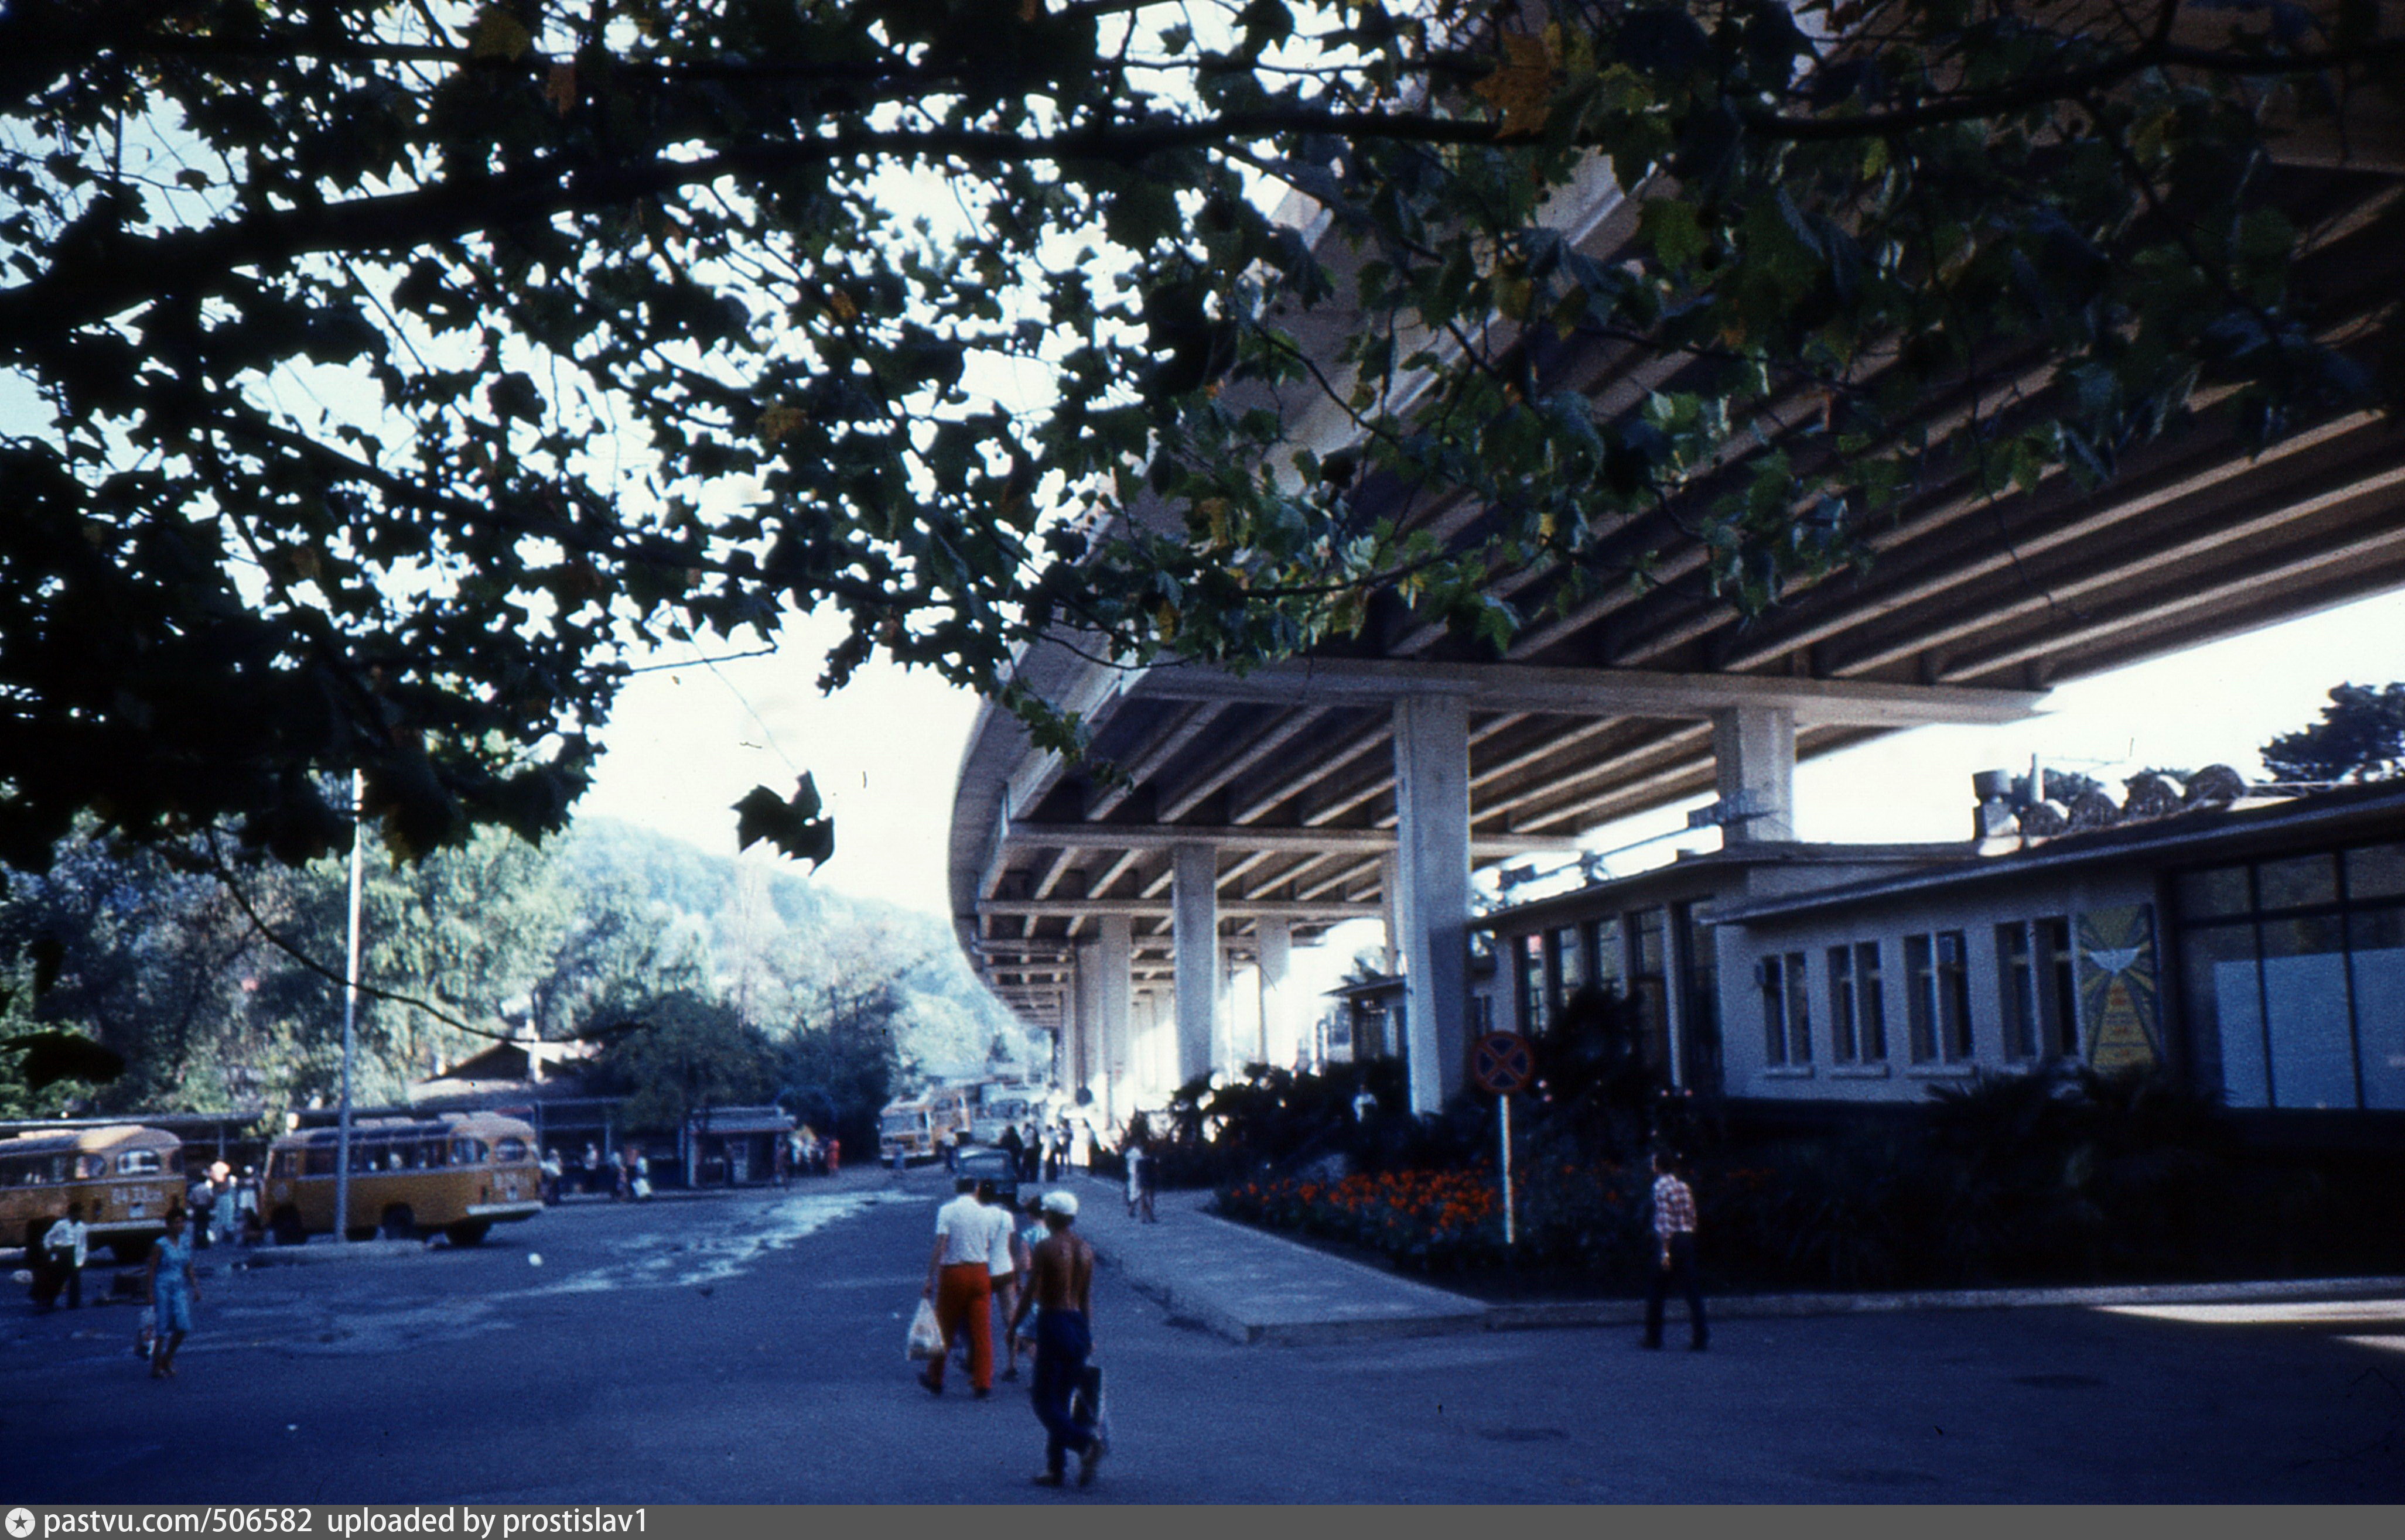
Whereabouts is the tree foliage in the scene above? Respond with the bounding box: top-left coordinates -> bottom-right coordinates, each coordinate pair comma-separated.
3,0 -> 2399,862
2260,681 -> 2405,783
0,813 -> 1034,1111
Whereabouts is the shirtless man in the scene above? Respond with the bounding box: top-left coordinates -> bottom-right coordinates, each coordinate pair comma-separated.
1009,1190 -> 1104,1487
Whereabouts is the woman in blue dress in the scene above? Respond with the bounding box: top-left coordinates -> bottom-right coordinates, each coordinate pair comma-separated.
146,1207 -> 200,1379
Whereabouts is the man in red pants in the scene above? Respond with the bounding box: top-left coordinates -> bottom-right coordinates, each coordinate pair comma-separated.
920,1176 -> 1006,1397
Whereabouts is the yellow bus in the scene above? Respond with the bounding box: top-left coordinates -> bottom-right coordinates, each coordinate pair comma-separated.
1,1125 -> 185,1262
879,1098 -> 934,1162
261,1111 -> 541,1245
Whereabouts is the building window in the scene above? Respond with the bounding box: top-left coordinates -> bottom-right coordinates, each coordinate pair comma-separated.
2177,841 -> 2405,1110
1631,908 -> 1673,1073
1997,920 -> 2077,1060
1936,931 -> 1972,1060
1854,941 -> 1888,1060
1827,942 -> 1887,1063
1675,904 -> 1717,1091
1827,945 -> 1857,1062
1905,935 -> 1936,1062
1905,932 -> 1972,1063
1552,924 -> 1584,1015
2035,918 -> 2078,1058
1592,915 -> 1627,994
1517,933 -> 1547,1035
1999,922 -> 2036,1059
1761,950 -> 1810,1065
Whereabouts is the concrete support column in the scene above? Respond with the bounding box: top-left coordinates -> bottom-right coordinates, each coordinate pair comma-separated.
1171,842 -> 1219,1088
1214,944 -> 1241,1076
1072,942 -> 1101,1104
1097,913 -> 1132,1129
1258,917 -> 1294,1071
1135,990 -> 1166,1102
1393,694 -> 1472,1114
1711,704 -> 1796,843
1379,853 -> 1403,975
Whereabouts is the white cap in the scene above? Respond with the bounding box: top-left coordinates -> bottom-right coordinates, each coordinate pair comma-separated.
1041,1190 -> 1079,1217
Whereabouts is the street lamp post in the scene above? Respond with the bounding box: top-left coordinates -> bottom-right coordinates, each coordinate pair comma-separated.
334,769 -> 365,1242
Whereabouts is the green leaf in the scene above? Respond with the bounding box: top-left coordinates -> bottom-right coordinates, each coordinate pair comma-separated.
1638,199 -> 1708,272
733,778 -> 836,869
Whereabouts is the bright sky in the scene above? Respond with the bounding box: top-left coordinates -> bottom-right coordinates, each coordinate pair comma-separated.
585,585 -> 2405,926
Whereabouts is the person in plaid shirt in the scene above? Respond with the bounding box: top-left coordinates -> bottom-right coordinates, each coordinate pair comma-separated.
1643,1149 -> 1707,1351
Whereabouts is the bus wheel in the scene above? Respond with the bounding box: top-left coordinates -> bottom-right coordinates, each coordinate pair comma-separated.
380,1206 -> 415,1241
271,1209 -> 306,1246
445,1221 -> 490,1247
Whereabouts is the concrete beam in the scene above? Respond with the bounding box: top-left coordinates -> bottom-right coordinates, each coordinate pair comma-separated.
1135,658 -> 2043,727
973,898 -> 1383,920
1000,823 -> 1570,858
1088,703 -> 1226,819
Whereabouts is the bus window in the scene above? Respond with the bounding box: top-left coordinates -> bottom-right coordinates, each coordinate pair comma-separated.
117,1150 -> 162,1176
74,1155 -> 105,1180
450,1139 -> 488,1165
269,1151 -> 296,1180
304,1146 -> 339,1177
419,1141 -> 448,1168
495,1137 -> 529,1162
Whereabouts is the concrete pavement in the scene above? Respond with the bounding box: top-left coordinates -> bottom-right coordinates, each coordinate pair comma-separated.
12,1171 -> 2405,1500
1058,1173 -> 2405,1346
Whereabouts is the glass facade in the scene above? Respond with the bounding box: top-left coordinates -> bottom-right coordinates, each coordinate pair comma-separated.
2178,841 -> 2405,1110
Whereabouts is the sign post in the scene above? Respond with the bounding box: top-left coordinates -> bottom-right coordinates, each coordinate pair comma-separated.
1499,1094 -> 1515,1248
1471,1031 -> 1535,1251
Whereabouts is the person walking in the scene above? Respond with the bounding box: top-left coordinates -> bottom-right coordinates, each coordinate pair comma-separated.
1010,1191 -> 1104,1487
982,1179 -> 1029,1382
186,1174 -> 216,1248
1122,1142 -> 1144,1220
210,1172 -> 238,1251
541,1148 -> 564,1205
1641,1149 -> 1707,1352
235,1166 -> 261,1244
146,1207 -> 200,1378
40,1202 -> 88,1310
919,1176 -> 1006,1398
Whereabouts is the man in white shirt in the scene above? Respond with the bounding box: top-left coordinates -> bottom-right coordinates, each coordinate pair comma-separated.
42,1202 -> 88,1310
920,1176 -> 1008,1397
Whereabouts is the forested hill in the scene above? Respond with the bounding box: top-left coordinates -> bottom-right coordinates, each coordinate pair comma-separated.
0,816 -> 1040,1129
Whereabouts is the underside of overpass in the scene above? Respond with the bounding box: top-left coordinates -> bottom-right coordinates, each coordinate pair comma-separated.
948,143 -> 2405,1124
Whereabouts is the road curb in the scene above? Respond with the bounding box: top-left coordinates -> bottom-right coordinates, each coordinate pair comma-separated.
1097,1185 -> 2405,1344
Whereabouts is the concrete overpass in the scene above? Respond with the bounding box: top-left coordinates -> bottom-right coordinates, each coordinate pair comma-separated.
948,122 -> 2405,1123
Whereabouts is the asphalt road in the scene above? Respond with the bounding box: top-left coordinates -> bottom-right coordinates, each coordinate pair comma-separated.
5,1171 -> 2403,1503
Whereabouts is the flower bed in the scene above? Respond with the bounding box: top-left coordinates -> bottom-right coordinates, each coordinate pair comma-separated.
1218,1168 -> 1508,1271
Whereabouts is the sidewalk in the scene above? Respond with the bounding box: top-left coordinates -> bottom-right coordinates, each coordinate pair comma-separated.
1067,1178 -> 1487,1345
1066,1175 -> 2405,1347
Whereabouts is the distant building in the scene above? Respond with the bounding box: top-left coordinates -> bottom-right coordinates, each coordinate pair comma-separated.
682,1105 -> 796,1186
408,1035 -> 599,1109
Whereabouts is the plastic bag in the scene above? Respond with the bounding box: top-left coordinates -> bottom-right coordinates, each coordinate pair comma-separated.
1073,1363 -> 1111,1453
905,1297 -> 944,1361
